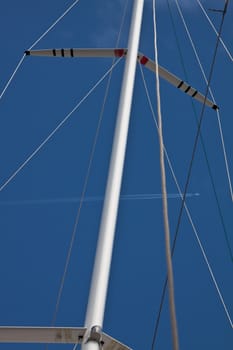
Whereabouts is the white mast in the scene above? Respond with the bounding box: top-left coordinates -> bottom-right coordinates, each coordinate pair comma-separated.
0,2 -> 145,349
82,1 -> 145,349
0,1 -> 221,349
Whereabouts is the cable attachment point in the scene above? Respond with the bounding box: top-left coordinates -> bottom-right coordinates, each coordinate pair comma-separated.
84,326 -> 104,347
90,326 -> 103,343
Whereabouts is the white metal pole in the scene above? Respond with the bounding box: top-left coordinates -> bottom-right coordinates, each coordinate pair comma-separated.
82,1 -> 144,349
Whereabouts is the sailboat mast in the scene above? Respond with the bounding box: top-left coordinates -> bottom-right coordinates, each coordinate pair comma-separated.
82,1 -> 145,349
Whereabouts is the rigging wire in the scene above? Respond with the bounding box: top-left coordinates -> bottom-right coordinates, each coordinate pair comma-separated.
28,0 -> 82,50
216,109 -> 233,203
174,0 -> 233,204
170,0 -> 230,274
139,66 -> 233,348
152,1 -> 179,349
196,0 -> 233,62
149,0 -> 232,346
0,55 -> 26,101
174,0 -> 233,261
50,0 -> 130,328
0,0 -> 82,102
0,59 -> 122,194
171,0 -> 233,262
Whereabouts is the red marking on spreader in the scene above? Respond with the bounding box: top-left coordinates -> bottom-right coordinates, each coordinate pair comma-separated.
114,49 -> 125,57
140,55 -> 149,65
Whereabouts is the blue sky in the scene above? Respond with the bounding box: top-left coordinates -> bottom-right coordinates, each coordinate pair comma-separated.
0,0 -> 233,349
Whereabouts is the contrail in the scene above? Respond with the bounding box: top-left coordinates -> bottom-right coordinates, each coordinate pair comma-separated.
0,193 -> 200,206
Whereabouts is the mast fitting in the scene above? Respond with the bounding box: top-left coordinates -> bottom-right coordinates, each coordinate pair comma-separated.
84,326 -> 103,345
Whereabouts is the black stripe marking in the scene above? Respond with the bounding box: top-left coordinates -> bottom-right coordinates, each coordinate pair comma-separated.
185,86 -> 191,93
177,81 -> 184,89
70,48 -> 74,57
61,48 -> 65,57
192,90 -> 198,97
53,49 -> 56,56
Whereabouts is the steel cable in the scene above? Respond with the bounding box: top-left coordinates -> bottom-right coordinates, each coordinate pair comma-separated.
0,60 -> 121,194
152,1 -> 179,349
49,0 -> 130,341
150,0 -> 230,348
0,0 -> 82,102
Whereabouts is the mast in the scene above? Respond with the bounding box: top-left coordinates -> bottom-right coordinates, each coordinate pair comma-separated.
82,1 -> 145,349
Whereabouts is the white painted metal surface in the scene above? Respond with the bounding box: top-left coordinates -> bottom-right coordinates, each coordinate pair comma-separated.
139,53 -> 218,109
26,48 -> 217,109
0,2 -> 144,349
0,327 -> 131,350
101,332 -> 132,350
0,327 -> 86,343
82,0 -> 145,349
25,48 -> 127,58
